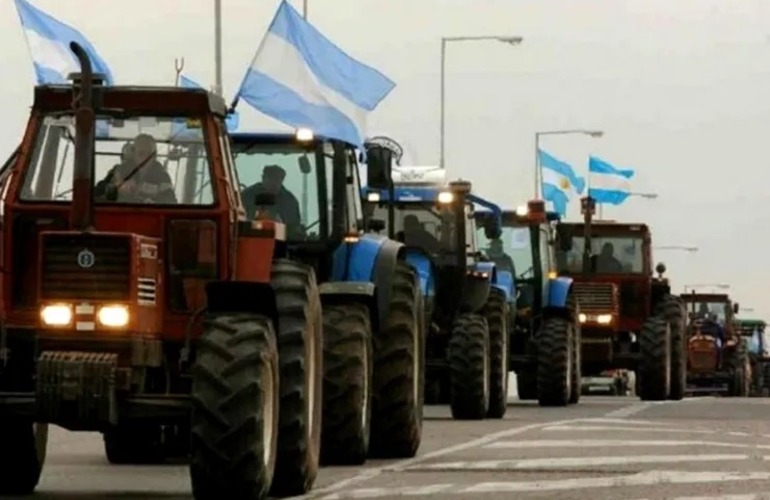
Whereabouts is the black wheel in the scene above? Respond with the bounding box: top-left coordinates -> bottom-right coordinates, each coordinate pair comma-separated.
369,261 -> 424,458
516,371 -> 537,400
449,313 -> 490,419
537,316 -> 572,407
727,341 -> 750,397
189,313 -> 279,500
270,260 -> 323,497
0,421 -> 47,495
103,424 -> 163,464
568,300 -> 582,405
320,302 -> 373,465
659,295 -> 686,401
638,316 -> 671,401
483,287 -> 509,418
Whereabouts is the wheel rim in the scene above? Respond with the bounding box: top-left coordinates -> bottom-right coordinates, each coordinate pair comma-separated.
263,363 -> 276,466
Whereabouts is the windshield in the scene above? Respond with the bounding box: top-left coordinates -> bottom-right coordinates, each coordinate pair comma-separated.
232,141 -> 324,241
366,202 -> 457,254
557,235 -> 644,274
477,224 -> 533,278
21,114 -> 214,206
685,301 -> 728,323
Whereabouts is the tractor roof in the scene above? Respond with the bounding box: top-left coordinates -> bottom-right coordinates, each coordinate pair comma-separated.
474,208 -> 560,224
680,293 -> 731,303
33,84 -> 228,117
560,221 -> 650,235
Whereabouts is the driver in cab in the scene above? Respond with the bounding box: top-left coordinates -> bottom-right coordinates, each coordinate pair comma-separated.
399,214 -> 440,253
95,133 -> 177,204
487,239 -> 515,275
241,164 -> 303,238
593,242 -> 623,273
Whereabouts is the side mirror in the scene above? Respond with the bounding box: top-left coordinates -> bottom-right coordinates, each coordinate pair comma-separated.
254,191 -> 276,207
298,155 -> 312,174
555,224 -> 572,251
655,262 -> 666,275
367,218 -> 385,232
734,303 -> 740,314
364,143 -> 392,190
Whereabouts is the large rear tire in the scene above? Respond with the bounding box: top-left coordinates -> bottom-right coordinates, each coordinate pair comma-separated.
727,340 -> 750,397
638,316 -> 671,401
320,302 -> 373,465
537,316 -> 572,407
483,287 -> 509,418
660,295 -> 686,401
568,301 -> 582,405
449,313 -> 490,419
189,313 -> 279,500
369,261 -> 424,458
0,421 -> 47,495
269,260 -> 323,497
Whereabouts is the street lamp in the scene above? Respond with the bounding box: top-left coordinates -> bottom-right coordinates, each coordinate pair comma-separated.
683,283 -> 730,293
534,129 -> 604,198
440,35 -> 524,169
654,245 -> 698,253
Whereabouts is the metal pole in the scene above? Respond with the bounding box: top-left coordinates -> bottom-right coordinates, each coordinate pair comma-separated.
439,38 -> 446,170
214,0 -> 223,95
303,0 -> 308,18
534,133 -> 540,199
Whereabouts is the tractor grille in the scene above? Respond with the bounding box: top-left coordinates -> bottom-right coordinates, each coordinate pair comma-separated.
572,282 -> 616,314
41,234 -> 131,301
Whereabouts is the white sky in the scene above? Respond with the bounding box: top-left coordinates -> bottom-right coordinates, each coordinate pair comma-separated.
2,0 -> 770,316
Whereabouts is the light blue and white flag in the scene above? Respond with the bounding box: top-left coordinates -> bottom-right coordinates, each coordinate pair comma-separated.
588,156 -> 635,205
14,0 -> 114,85
233,0 -> 396,147
538,149 -> 585,217
178,75 -> 239,131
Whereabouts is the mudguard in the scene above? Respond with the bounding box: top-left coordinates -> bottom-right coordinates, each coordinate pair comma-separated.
493,270 -> 514,304
459,272 -> 491,313
545,276 -> 573,309
205,281 -> 279,325
331,233 -> 406,333
318,281 -> 378,332
404,248 -> 435,298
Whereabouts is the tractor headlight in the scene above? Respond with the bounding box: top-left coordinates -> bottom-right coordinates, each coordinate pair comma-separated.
579,313 -> 587,323
366,191 -> 381,202
437,191 -> 454,204
97,305 -> 130,328
40,304 -> 72,326
295,128 -> 314,142
596,314 -> 612,324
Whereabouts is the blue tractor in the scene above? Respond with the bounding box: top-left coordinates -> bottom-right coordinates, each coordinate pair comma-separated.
474,199 -> 582,406
361,150 -> 515,420
229,131 -> 425,476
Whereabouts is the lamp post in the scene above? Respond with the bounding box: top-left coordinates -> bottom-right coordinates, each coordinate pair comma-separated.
439,35 -> 524,170
534,129 -> 603,199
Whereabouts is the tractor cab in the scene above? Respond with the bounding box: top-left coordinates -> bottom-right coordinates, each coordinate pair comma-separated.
680,292 -> 739,340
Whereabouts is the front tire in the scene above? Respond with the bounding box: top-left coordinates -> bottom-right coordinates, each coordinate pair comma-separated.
0,421 -> 47,496
369,261 -> 424,458
449,313 -> 490,419
659,295 -> 686,401
270,260 -> 323,497
189,313 -> 279,500
537,316 -> 572,407
320,302 -> 373,465
638,316 -> 671,401
483,287 -> 509,418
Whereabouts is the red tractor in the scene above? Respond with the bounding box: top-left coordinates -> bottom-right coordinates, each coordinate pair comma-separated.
681,292 -> 749,396
0,44 -> 324,499
555,197 -> 686,401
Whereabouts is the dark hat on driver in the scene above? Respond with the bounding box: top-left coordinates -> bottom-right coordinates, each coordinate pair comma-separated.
263,164 -> 286,180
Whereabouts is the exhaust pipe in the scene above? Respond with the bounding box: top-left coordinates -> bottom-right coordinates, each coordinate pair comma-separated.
68,41 -> 96,231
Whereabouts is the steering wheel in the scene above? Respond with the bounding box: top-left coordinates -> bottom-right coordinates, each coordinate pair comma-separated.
517,266 -> 534,280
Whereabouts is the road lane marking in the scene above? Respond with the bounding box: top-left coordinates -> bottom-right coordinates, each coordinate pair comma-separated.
405,453 -> 749,471
542,424 -> 715,434
485,439 -> 770,449
581,417 -> 669,426
315,471 -> 770,499
631,495 -> 759,500
604,401 -> 669,418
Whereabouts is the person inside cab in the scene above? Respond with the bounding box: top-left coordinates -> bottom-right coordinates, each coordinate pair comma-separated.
487,239 -> 515,275
398,214 -> 440,253
593,242 -> 623,273
95,133 -> 177,204
241,164 -> 303,238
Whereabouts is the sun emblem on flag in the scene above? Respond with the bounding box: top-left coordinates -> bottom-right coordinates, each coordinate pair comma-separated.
559,177 -> 571,190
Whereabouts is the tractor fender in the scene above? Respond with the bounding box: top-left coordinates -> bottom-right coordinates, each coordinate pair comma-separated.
318,281 -> 378,332
204,280 -> 279,326
544,276 -> 573,311
492,270 -> 515,304
459,271 -> 492,314
403,247 -> 435,299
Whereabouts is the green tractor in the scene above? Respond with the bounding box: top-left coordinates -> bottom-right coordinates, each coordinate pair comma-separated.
736,318 -> 769,396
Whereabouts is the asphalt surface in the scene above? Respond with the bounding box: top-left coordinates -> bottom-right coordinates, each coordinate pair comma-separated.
13,393 -> 770,499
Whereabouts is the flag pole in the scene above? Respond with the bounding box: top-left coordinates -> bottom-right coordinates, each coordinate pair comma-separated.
214,0 -> 223,96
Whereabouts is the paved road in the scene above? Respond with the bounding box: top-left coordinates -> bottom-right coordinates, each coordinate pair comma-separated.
14,395 -> 770,499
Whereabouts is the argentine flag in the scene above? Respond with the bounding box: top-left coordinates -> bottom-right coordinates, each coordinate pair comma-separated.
538,149 -> 585,217
588,156 -> 635,205
233,0 -> 396,147
14,0 -> 114,85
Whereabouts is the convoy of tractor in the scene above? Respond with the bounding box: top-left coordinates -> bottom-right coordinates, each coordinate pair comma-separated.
0,44 -> 764,500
